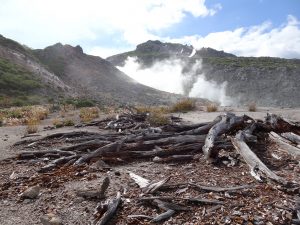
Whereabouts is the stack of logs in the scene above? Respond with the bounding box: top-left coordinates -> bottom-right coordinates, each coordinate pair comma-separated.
14,112 -> 300,224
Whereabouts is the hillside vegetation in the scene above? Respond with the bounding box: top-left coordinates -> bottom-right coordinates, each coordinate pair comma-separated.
0,58 -> 46,107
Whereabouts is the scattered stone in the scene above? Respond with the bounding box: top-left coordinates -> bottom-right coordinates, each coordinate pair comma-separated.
21,185 -> 40,199
40,213 -> 62,225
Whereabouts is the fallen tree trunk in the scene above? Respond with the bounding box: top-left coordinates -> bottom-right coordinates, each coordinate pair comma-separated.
203,113 -> 248,160
231,130 -> 285,184
280,132 -> 300,145
180,116 -> 222,135
269,132 -> 300,157
75,140 -> 125,165
94,192 -> 121,225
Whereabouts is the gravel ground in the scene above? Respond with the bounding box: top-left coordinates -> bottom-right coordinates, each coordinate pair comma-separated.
0,108 -> 299,225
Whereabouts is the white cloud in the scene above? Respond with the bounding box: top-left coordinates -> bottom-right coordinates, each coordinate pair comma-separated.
168,15 -> 300,58
0,0 -> 218,49
87,46 -> 132,58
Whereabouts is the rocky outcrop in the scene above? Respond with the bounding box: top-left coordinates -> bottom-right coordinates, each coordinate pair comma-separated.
107,40 -> 300,107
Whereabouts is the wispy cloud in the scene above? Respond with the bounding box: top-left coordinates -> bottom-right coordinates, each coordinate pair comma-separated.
168,15 -> 300,58
0,0 -> 219,50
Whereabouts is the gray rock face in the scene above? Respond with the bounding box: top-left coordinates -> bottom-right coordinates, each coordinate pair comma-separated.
107,40 -> 300,107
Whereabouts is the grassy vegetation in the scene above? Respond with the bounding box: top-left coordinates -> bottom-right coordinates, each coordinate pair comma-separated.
26,118 -> 39,134
0,35 -> 36,60
0,105 -> 49,126
52,118 -> 75,128
248,102 -> 257,112
0,58 -> 45,107
170,99 -> 196,113
79,107 -> 99,122
147,111 -> 169,126
206,104 -> 218,112
202,56 -> 299,70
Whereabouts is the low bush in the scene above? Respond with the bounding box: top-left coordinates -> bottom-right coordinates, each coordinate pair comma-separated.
147,111 -> 169,126
79,107 -> 99,122
170,99 -> 196,112
206,104 -> 218,112
26,118 -> 39,134
248,102 -> 257,112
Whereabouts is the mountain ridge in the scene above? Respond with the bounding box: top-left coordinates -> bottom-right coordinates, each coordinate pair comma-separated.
107,40 -> 300,107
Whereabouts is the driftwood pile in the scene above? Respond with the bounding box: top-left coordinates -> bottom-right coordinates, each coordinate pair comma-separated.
11,112 -> 300,224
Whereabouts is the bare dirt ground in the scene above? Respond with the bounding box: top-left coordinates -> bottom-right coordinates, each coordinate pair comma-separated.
0,107 -> 299,225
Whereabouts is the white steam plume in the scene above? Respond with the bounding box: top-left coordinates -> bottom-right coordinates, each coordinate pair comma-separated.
118,57 -> 232,105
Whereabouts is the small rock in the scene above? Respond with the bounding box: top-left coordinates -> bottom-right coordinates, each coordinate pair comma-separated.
21,185 -> 40,199
114,171 -> 121,176
41,213 -> 62,225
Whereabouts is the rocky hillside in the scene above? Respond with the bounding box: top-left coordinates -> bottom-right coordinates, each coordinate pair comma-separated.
0,35 -> 179,107
107,40 -> 300,107
0,35 -> 73,107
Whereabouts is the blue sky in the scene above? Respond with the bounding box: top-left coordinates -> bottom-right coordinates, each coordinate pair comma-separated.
0,0 -> 299,58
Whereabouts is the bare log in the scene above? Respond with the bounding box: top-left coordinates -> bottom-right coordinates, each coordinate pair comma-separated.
94,192 -> 121,225
265,113 -> 300,135
144,177 -> 171,194
151,209 -> 175,223
203,113 -> 247,159
180,116 -> 222,135
129,172 -> 150,188
280,132 -> 300,145
161,183 -> 254,193
269,132 -> 300,157
75,140 -> 125,165
18,149 -> 75,159
60,140 -> 112,152
153,155 -> 194,163
38,155 -> 79,173
231,130 -> 285,183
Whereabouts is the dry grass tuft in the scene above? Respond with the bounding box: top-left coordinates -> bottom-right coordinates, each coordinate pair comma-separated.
0,105 -> 49,126
248,102 -> 257,112
26,118 -> 39,134
52,118 -> 75,128
170,99 -> 196,112
147,111 -> 170,126
135,105 -> 170,114
206,104 -> 218,112
79,107 -> 99,122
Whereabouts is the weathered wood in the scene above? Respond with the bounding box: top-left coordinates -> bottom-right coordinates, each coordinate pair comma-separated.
269,132 -> 300,157
75,140 -> 125,165
280,132 -> 300,145
60,140 -> 112,152
162,122 -> 209,132
180,116 -> 222,135
265,113 -> 300,135
151,209 -> 175,223
203,113 -> 247,159
94,192 -> 121,225
129,172 -> 150,188
18,149 -> 75,159
231,130 -> 285,183
38,155 -> 79,173
161,183 -> 254,193
144,177 -> 171,194
153,155 -> 194,163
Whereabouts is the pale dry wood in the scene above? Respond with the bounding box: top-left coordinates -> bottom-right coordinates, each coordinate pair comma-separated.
231,130 -> 285,183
